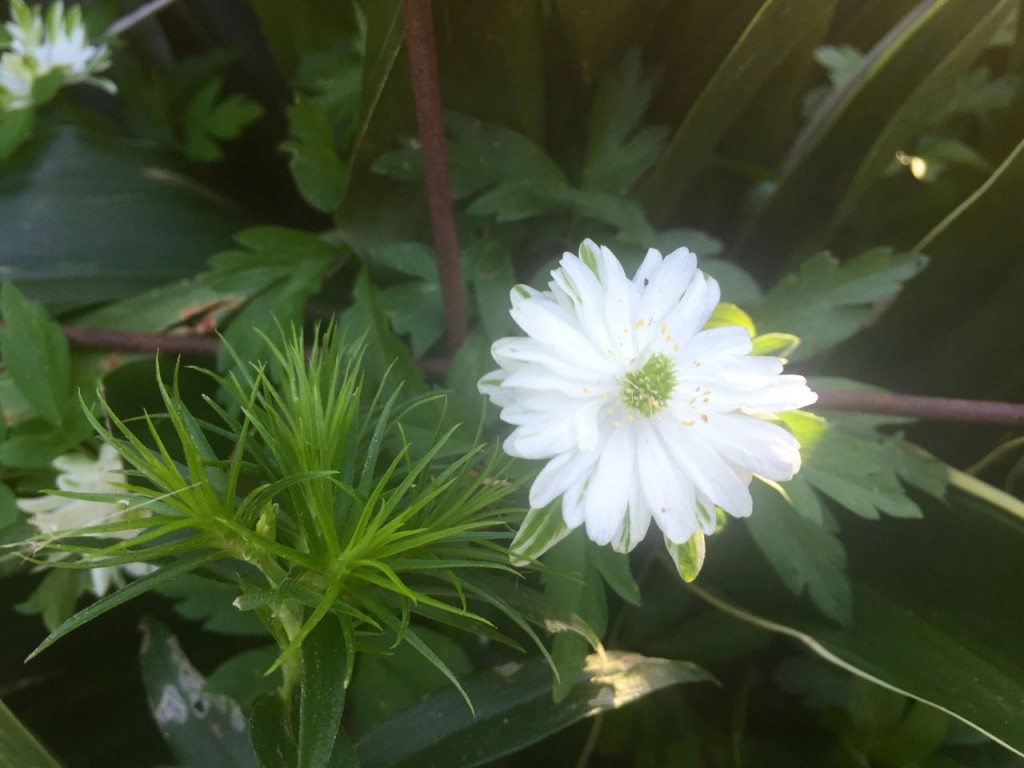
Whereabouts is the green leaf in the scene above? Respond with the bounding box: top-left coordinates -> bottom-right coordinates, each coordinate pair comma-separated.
205,647 -> 282,710
640,0 -> 839,215
0,698 -> 62,768
694,482 -> 1024,756
27,553 -> 215,661
733,0 -> 1011,263
783,411 -> 944,521
14,568 -> 83,632
0,282 -> 71,427
705,302 -> 755,336
153,573 -> 267,636
0,127 -> 247,310
590,546 -> 641,607
208,226 -> 342,367
863,134 -> 1024,399
250,694 -> 297,768
183,78 -> 265,162
825,2 -> 1015,236
355,651 -> 713,768
745,482 -> 852,625
751,333 -> 801,358
139,616 -> 257,768
753,248 -> 927,360
373,112 -> 565,200
298,615 -> 352,768
667,531 -> 706,583
284,96 -> 350,212
509,504 -> 571,566
0,484 -> 17,530
544,531 -> 608,702
338,270 -> 425,394
0,108 -> 33,160
582,48 -> 667,195
348,628 -> 472,738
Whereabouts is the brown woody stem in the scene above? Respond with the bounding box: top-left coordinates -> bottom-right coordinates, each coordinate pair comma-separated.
813,388 -> 1024,427
401,0 -> 468,353
38,325 -> 1024,427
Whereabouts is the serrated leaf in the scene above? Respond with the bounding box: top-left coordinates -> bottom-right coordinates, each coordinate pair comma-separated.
14,568 -> 83,632
284,96 -> 350,212
372,111 -> 565,200
207,227 -> 342,367
753,248 -> 927,360
582,48 -> 667,195
746,482 -> 851,624
0,282 -> 71,427
338,270 -> 426,394
783,411 -> 944,521
183,78 -> 264,162
153,573 -> 267,636
355,651 -> 713,768
139,616 -> 257,768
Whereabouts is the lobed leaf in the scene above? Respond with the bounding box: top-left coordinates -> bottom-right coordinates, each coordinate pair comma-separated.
753,248 -> 927,360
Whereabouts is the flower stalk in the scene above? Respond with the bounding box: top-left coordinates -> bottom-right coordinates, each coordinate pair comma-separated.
401,0 -> 468,352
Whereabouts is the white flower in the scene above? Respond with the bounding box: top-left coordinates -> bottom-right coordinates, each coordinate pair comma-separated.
480,240 -> 817,560
1,0 -> 114,109
18,444 -> 148,596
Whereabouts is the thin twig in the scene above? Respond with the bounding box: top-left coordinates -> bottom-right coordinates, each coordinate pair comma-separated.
400,0 -> 468,353
16,325 -> 1024,427
58,325 -> 220,357
814,388 -> 1024,427
104,0 -> 180,38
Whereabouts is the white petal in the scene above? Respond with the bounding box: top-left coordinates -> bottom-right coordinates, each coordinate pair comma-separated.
635,422 -> 700,544
583,427 -> 634,545
636,248 -> 697,326
661,272 -> 721,350
657,421 -> 753,519
698,413 -> 802,480
529,450 -> 599,509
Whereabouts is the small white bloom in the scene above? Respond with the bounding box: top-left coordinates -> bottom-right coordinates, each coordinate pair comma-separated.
1,0 -> 114,109
480,240 -> 817,558
18,443 -> 148,596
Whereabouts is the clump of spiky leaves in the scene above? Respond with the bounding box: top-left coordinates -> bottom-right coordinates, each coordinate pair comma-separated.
23,326 -> 545,706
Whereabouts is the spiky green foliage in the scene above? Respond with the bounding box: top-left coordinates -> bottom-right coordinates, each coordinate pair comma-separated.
26,327 -> 527,699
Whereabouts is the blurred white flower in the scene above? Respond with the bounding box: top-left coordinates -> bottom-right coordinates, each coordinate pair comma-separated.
18,443 -> 148,596
480,240 -> 817,559
1,0 -> 114,110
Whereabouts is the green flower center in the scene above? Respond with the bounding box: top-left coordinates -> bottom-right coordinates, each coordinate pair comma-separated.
621,353 -> 677,417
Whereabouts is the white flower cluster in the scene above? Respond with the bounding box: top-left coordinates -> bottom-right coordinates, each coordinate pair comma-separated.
480,240 -> 817,563
1,0 -> 114,111
18,444 -> 148,596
